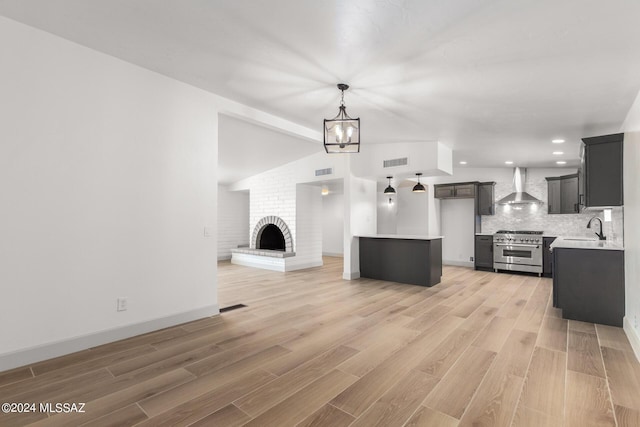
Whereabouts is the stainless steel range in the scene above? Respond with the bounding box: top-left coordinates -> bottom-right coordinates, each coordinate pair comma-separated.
493,230 -> 543,276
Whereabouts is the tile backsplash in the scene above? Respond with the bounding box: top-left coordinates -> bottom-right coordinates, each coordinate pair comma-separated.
480,175 -> 624,244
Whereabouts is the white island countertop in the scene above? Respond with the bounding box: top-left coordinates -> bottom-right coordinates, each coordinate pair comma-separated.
356,234 -> 443,240
549,236 -> 624,251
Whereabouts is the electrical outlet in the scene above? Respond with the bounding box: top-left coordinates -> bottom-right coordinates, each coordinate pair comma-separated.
470,256 -> 474,262
117,297 -> 128,312
634,314 -> 638,329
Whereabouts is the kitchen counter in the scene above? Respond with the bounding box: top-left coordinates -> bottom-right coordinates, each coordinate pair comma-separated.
355,234 -> 443,240
549,236 -> 623,251
358,236 -> 442,286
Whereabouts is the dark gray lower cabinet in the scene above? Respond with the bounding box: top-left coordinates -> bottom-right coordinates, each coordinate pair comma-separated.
542,237 -> 556,277
475,235 -> 493,270
359,238 -> 442,286
553,248 -> 624,326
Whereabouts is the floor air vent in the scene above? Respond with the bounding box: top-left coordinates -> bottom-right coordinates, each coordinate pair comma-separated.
315,167 -> 333,176
220,304 -> 248,313
383,157 -> 408,168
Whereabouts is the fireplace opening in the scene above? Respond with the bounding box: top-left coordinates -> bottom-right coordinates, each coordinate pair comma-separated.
258,224 -> 286,251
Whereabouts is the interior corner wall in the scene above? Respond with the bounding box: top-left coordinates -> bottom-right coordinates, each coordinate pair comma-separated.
377,191 -> 398,235
295,184 -> 323,268
396,187 -> 429,235
441,198 -> 475,266
322,193 -> 345,256
0,17 -> 219,370
622,90 -> 640,361
217,186 -> 249,260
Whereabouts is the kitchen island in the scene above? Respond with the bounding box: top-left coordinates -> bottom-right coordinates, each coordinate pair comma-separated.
357,234 -> 443,287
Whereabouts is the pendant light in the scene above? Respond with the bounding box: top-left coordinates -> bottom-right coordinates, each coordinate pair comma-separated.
412,173 -> 426,193
384,176 -> 396,194
323,84 -> 360,153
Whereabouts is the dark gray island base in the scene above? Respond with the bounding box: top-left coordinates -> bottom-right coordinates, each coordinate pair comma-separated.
551,242 -> 625,327
358,235 -> 443,287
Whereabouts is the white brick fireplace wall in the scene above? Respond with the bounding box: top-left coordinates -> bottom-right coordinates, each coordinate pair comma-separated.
230,157 -> 324,271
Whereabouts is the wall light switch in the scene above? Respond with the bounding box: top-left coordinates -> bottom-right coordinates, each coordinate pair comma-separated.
603,208 -> 612,222
204,227 -> 212,237
117,297 -> 128,312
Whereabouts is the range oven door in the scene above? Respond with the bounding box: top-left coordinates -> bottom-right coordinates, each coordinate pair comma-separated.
493,243 -> 542,267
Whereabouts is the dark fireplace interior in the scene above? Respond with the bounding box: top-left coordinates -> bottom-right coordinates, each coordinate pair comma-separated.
259,224 -> 286,251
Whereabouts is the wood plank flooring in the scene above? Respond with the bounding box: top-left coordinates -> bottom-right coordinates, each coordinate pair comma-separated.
1,256 -> 639,426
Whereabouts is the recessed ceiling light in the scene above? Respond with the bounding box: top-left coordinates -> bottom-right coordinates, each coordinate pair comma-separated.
553,151 -> 564,155
459,161 -> 467,165
556,161 -> 567,165
552,139 -> 565,144
505,161 -> 513,165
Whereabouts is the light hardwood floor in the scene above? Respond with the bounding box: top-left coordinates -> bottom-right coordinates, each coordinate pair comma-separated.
2,256 -> 640,426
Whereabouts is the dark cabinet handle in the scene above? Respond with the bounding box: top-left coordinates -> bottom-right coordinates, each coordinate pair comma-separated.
574,203 -> 578,212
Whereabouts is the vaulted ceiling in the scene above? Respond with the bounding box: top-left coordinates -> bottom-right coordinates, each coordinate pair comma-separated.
2,0 -> 640,179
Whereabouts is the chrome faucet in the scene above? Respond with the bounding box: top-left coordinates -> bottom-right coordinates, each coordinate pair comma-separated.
587,216 -> 606,240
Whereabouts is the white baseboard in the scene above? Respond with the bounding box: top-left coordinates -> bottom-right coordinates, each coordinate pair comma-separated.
285,260 -> 324,271
443,259 -> 475,268
343,271 -> 360,280
322,252 -> 343,257
0,304 -> 219,372
624,316 -> 640,363
231,253 -> 286,271
217,254 -> 232,261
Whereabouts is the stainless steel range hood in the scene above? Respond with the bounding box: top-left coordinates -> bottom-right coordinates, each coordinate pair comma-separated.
497,167 -> 543,205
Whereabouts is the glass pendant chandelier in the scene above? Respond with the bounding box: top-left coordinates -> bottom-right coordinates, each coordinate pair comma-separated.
324,84 -> 360,153
412,173 -> 426,193
384,176 -> 396,194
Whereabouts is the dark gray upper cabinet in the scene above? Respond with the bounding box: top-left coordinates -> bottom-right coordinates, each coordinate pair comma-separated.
546,174 -> 578,214
560,174 -> 579,213
580,133 -> 624,207
546,177 -> 561,214
477,182 -> 495,215
454,183 -> 476,198
434,185 -> 455,199
434,182 -> 478,199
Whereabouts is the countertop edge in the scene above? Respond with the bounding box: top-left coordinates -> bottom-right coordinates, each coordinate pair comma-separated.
356,234 -> 443,240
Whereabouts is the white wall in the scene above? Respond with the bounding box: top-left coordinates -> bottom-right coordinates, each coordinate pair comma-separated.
622,90 -> 640,360
322,193 -> 344,256
377,192 -> 397,235
343,175 -> 377,279
217,186 -> 249,260
0,17 -> 219,368
376,186 -> 429,235
296,184 -> 323,268
397,187 -> 429,235
441,199 -> 476,266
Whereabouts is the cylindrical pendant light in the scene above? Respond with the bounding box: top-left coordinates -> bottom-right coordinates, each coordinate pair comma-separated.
384,176 -> 396,194
412,173 -> 426,193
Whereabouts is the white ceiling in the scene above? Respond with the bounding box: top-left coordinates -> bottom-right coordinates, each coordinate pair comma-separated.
218,114 -> 319,184
2,0 -> 640,177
